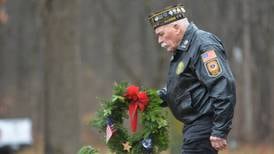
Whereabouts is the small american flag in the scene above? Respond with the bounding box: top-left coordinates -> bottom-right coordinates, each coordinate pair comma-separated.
106,117 -> 116,143
201,50 -> 217,62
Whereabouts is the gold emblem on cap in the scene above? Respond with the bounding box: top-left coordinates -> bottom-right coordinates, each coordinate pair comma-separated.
168,10 -> 173,15
172,9 -> 177,14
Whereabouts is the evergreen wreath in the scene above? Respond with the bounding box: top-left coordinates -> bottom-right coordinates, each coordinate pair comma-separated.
89,82 -> 169,154
78,146 -> 98,154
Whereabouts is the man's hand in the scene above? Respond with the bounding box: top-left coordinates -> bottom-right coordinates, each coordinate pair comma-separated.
210,136 -> 227,151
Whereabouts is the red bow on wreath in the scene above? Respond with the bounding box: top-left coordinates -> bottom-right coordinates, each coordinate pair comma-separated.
124,85 -> 149,133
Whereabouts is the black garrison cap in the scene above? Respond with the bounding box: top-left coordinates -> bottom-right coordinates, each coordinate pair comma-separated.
148,4 -> 186,29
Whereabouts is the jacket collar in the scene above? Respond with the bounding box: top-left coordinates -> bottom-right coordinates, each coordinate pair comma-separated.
176,22 -> 198,52
170,22 -> 198,62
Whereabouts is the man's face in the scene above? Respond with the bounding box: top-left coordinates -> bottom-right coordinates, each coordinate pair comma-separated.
155,24 -> 180,53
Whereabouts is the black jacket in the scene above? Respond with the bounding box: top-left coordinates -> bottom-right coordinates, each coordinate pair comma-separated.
158,23 -> 236,138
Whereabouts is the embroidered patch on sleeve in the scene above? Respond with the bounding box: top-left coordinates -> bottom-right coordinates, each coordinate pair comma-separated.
201,50 -> 217,62
205,59 -> 222,77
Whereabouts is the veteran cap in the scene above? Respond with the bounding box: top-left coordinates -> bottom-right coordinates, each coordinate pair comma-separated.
148,4 -> 186,29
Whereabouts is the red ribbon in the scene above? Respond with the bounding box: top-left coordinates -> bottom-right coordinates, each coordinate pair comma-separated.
128,101 -> 145,132
125,86 -> 149,133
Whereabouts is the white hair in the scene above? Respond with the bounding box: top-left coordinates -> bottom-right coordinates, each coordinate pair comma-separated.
169,18 -> 189,28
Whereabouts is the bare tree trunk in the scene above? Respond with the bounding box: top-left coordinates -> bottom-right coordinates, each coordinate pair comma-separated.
242,0 -> 254,142
41,0 -> 81,154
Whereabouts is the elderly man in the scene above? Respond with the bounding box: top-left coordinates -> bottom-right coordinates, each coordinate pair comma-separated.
148,4 -> 236,154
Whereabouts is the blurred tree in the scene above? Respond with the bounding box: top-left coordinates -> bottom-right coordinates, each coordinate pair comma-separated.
40,0 -> 81,154
0,10 -> 8,24
0,0 -> 8,24
242,0 -> 254,142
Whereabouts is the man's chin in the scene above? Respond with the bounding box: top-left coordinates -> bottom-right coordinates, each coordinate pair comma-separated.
166,48 -> 176,54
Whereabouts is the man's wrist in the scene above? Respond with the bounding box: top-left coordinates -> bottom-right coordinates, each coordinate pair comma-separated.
211,130 -> 227,139
157,88 -> 168,107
